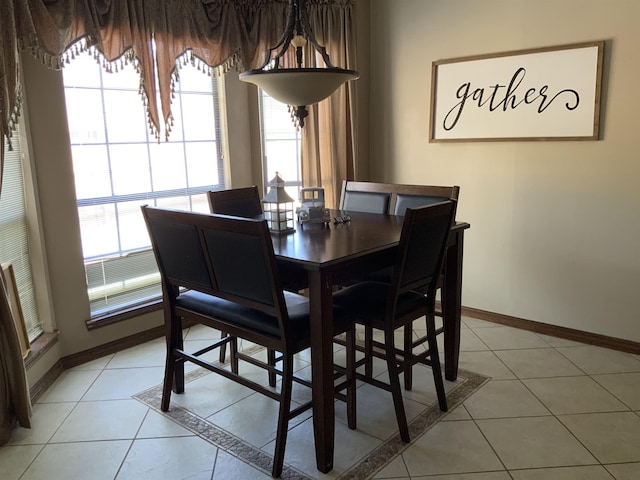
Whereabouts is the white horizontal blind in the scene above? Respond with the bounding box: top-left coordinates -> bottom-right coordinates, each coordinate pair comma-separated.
63,53 -> 225,317
0,126 -> 42,340
259,90 -> 302,203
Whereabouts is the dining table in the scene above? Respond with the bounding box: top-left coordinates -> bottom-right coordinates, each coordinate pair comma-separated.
270,209 -> 470,473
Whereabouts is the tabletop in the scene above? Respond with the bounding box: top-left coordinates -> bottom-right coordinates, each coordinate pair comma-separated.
271,210 -> 405,268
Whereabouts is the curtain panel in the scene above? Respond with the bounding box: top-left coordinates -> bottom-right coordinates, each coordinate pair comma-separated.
301,1 -> 357,207
0,0 -> 357,445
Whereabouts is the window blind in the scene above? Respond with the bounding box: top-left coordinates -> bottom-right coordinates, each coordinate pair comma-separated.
0,126 -> 42,340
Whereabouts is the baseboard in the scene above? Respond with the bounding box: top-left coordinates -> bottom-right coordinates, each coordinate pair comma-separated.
462,306 -> 640,355
30,359 -> 64,404
61,325 -> 167,369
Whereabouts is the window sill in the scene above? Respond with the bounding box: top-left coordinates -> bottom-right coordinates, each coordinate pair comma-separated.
24,331 -> 60,370
85,299 -> 163,330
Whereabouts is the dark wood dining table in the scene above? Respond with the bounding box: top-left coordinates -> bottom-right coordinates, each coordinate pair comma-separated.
271,210 -> 470,473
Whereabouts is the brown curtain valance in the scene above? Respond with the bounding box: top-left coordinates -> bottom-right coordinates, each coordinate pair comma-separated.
1,0 -> 353,146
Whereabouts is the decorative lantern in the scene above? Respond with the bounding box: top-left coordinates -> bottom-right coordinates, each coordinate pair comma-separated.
262,173 -> 295,234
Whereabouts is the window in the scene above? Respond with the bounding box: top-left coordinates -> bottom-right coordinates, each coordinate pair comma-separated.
259,90 -> 302,203
0,125 -> 42,340
63,53 -> 225,319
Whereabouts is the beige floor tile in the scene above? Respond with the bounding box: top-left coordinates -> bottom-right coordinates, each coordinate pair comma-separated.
0,445 -> 44,480
434,327 -> 490,353
182,339 -> 228,372
510,465 -> 615,479
523,376 -> 629,414
278,416 -> 382,477
50,399 -> 148,442
556,345 -> 640,374
184,323 -> 224,341
36,369 -> 101,403
207,391 -> 308,449
373,455 -> 409,479
494,348 -> 584,378
537,334 -> 587,348
462,317 -> 502,329
136,409 -> 196,439
430,326 -> 489,354
336,381 -> 427,441
82,366 -> 165,401
8,402 -> 76,445
167,371 -> 255,418
458,351 -> 516,380
412,473 -> 512,480
20,440 -> 131,480
117,436 -> 217,480
459,327 -> 491,351
402,420 -> 504,476
69,354 -> 114,370
211,450 -> 272,480
593,372 -> 640,410
605,462 -> 640,480
476,416 -> 597,469
473,326 -> 551,350
106,339 -> 166,369
464,380 -> 549,419
399,364 -> 459,407
441,404 -> 471,421
559,412 -> 640,464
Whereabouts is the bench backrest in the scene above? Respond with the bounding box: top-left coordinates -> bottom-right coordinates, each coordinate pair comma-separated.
339,181 -> 460,216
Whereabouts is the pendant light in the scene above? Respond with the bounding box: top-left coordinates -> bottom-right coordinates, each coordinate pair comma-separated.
239,0 -> 359,127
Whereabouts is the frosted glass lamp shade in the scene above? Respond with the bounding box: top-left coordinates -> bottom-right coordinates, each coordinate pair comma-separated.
240,68 -> 359,107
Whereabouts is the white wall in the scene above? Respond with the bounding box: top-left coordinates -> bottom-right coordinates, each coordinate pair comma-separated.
368,0 -> 640,342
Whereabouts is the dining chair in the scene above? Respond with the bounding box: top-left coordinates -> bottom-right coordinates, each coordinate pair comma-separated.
207,185 -> 263,218
207,186 -> 307,370
141,206 -> 356,478
389,185 -> 460,342
207,186 -> 262,363
332,200 -> 456,442
339,181 -> 391,214
343,181 -> 460,335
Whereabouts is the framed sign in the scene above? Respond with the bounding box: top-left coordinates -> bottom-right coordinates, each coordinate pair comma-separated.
429,41 -> 604,142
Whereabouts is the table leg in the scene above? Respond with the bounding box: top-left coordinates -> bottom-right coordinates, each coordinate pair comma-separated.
443,231 -> 464,381
308,270 -> 335,473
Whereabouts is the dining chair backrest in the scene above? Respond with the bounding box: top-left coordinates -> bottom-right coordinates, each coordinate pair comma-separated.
208,186 -> 308,293
141,205 -> 287,322
207,186 -> 263,218
339,181 -> 459,217
393,184 -> 459,216
389,200 -> 457,304
339,181 -> 391,214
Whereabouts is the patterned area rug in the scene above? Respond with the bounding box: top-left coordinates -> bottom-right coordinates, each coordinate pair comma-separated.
134,353 -> 488,480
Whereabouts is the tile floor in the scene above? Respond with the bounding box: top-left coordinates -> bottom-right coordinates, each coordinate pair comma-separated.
2,316 -> 640,479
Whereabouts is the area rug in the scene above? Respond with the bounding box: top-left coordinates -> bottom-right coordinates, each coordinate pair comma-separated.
134,350 -> 489,480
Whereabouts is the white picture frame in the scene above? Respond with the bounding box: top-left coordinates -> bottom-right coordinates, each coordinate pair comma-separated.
429,41 -> 604,142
